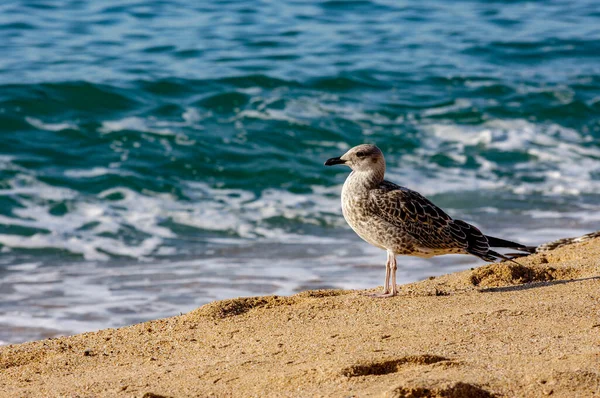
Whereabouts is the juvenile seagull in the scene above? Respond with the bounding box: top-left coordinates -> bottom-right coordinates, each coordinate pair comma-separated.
325,144 -> 534,297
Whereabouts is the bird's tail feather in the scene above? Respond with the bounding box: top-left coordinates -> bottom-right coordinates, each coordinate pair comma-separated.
485,235 -> 536,253
504,252 -> 532,259
479,249 -> 523,265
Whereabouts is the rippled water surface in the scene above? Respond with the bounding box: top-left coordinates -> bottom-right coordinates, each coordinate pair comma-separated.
1,0 -> 599,344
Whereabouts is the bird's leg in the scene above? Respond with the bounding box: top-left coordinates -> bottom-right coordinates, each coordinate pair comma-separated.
389,254 -> 398,296
368,251 -> 396,298
382,251 -> 391,294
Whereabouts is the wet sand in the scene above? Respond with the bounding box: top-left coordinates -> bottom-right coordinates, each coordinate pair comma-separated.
1,238 -> 599,397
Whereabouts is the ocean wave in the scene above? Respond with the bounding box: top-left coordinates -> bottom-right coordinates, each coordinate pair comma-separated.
420,119 -> 600,196
2,81 -> 599,262
0,156 -> 347,259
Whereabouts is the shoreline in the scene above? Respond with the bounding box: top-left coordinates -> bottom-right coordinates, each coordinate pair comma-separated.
1,238 -> 599,397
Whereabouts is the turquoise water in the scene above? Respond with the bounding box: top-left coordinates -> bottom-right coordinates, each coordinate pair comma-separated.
1,0 -> 599,343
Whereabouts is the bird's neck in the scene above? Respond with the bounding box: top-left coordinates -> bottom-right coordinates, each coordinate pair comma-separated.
344,168 -> 384,192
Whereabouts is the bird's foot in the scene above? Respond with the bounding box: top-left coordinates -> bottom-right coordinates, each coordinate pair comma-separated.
366,290 -> 397,298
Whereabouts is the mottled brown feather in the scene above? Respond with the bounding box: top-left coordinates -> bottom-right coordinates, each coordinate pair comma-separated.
369,180 -> 491,257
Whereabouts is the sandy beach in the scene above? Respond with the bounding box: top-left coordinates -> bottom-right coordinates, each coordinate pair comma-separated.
1,238 -> 599,397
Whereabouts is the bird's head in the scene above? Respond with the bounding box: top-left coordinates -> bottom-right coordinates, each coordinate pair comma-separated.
324,144 -> 385,173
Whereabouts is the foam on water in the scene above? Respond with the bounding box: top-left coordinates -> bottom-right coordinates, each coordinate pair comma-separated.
64,167 -> 134,178
0,163 -> 347,260
100,116 -> 176,136
25,117 -> 79,132
420,119 -> 600,196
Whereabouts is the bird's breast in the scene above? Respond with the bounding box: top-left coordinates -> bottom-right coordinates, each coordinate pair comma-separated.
341,187 -> 388,250
340,178 -> 416,254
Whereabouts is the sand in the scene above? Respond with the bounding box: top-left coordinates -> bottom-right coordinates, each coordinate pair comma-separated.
1,239 -> 599,397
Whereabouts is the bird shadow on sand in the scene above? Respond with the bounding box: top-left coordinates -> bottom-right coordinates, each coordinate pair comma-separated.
478,276 -> 600,293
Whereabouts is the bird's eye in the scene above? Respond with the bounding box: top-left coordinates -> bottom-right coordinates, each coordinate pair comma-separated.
356,151 -> 366,158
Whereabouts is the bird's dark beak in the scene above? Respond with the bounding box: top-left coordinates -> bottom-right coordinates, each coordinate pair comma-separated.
324,157 -> 346,166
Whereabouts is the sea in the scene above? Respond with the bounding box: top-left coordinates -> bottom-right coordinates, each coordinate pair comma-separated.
1,0 -> 599,344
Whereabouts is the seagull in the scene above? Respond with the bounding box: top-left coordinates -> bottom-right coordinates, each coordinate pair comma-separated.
325,144 -> 534,297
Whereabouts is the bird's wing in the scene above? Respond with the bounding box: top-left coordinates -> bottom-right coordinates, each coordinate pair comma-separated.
368,181 -> 488,254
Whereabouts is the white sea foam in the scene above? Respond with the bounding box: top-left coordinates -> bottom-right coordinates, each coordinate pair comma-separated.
99,116 -> 175,136
0,155 -> 15,165
0,171 -> 346,260
64,167 -> 131,178
422,99 -> 472,117
302,140 -> 350,151
25,117 -> 78,131
182,108 -> 205,125
429,123 -> 492,146
232,96 -> 392,129
422,119 -> 600,196
235,109 -> 309,125
0,173 -> 78,200
6,262 -> 41,271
